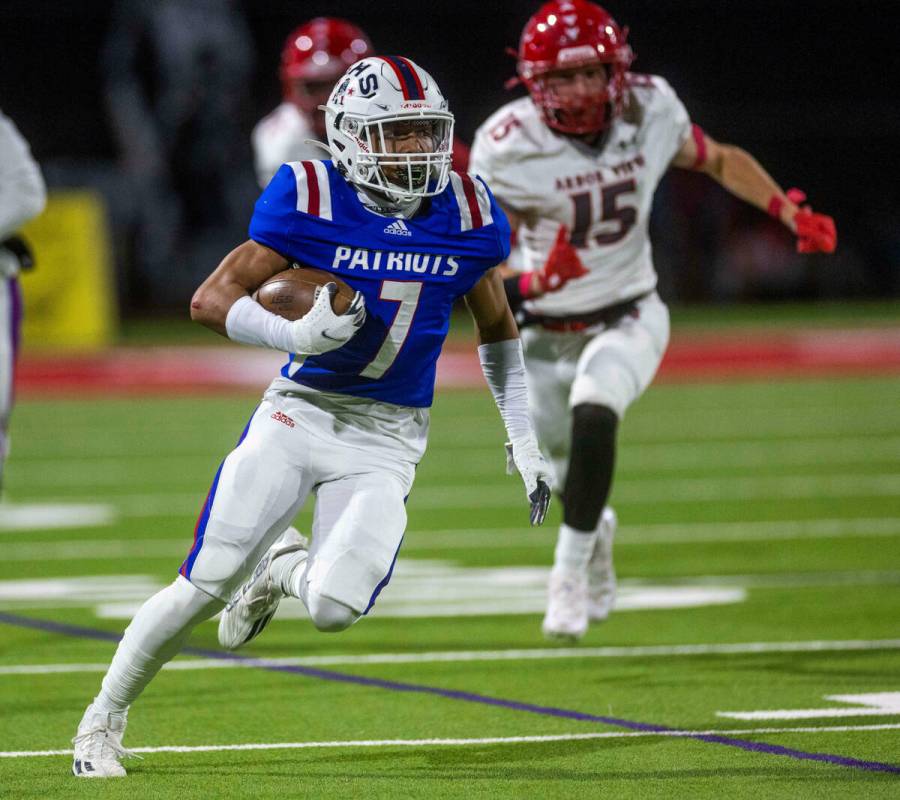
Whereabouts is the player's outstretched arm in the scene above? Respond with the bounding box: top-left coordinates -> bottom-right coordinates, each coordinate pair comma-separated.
190,239 -> 364,354
466,268 -> 552,525
672,129 -> 836,253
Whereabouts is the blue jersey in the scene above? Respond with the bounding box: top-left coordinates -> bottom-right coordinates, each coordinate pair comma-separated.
249,160 -> 510,407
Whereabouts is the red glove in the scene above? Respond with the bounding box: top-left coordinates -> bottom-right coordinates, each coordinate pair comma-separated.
519,226 -> 589,298
770,188 -> 837,254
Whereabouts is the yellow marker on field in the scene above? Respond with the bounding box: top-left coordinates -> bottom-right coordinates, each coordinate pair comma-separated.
18,190 -> 118,351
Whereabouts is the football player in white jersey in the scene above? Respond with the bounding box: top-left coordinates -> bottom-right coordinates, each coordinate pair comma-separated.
470,0 -> 837,641
0,109 -> 47,494
251,18 -> 375,188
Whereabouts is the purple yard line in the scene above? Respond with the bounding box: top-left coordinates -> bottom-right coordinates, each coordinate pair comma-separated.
2,611 -> 898,775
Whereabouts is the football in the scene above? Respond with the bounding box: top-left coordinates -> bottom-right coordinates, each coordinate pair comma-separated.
255,266 -> 354,321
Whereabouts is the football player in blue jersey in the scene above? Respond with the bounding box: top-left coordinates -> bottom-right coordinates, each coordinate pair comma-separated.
71,56 -> 551,778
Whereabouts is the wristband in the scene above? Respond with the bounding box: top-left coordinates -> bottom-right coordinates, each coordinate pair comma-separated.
224,295 -> 295,352
690,124 -> 707,169
767,194 -> 785,219
518,271 -> 537,299
502,275 -> 526,315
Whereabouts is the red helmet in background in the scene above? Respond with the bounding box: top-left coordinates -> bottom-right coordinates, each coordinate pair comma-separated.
517,0 -> 633,135
280,18 -> 374,113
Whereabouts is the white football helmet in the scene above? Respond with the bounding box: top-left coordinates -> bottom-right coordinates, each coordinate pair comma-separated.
324,56 -> 454,204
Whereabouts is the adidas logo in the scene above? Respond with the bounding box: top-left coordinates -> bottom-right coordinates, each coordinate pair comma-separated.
384,219 -> 412,237
271,411 -> 295,428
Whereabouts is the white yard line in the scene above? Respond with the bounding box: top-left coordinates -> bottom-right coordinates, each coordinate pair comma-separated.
2,638 -> 899,676
3,517 -> 897,557
0,504 -> 114,531
10,436 -> 900,478
0,540 -> 183,559
13,473 -> 900,517
3,723 -> 899,758
408,474 -> 900,508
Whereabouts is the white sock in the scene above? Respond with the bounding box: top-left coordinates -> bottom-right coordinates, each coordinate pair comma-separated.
92,577 -> 223,714
552,523 -> 597,573
269,548 -> 309,599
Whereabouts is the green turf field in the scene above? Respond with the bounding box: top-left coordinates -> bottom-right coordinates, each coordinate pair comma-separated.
1,371 -> 899,797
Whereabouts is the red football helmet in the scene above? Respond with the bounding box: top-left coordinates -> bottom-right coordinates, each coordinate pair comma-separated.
280,18 -> 374,114
517,0 -> 633,135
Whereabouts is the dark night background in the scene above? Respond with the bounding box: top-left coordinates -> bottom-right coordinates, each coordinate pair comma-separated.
2,0 -> 898,310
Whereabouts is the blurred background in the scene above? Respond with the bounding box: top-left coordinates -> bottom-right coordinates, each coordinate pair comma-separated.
3,0 -> 898,343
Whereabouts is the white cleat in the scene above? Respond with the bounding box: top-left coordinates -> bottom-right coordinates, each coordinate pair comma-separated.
542,568 -> 589,641
588,507 -> 617,621
72,704 -> 136,778
217,527 -> 308,651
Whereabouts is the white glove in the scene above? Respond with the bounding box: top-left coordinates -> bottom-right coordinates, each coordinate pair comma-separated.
505,436 -> 553,526
290,283 -> 366,355
0,248 -> 19,278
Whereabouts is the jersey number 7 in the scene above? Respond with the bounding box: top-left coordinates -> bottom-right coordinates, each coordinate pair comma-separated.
361,280 -> 423,379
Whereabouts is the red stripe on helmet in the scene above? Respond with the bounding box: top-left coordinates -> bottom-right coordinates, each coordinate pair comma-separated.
460,174 -> 483,229
301,161 -> 320,216
379,56 -> 411,100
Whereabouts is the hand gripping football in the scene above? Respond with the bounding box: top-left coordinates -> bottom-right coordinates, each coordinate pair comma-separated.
255,266 -> 355,320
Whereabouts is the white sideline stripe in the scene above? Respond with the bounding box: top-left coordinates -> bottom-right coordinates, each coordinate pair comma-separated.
3,638 -> 900,675
4,724 -> 900,758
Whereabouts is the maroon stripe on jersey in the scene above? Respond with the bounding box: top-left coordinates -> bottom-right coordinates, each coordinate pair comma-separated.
302,161 -> 320,216
460,174 -> 483,228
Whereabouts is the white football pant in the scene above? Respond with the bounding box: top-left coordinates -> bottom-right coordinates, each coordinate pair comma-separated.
181,381 -> 425,617
521,291 -> 670,488
90,382 -> 426,715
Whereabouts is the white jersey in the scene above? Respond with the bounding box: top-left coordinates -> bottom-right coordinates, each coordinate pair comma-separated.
251,102 -> 327,188
0,109 -> 46,278
471,74 -> 691,314
0,110 -> 46,240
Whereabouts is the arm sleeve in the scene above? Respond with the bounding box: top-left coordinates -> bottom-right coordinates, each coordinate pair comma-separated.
225,295 -> 295,352
0,111 -> 47,239
477,338 -> 535,445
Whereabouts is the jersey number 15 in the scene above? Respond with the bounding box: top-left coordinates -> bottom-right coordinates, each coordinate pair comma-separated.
569,179 -> 637,247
